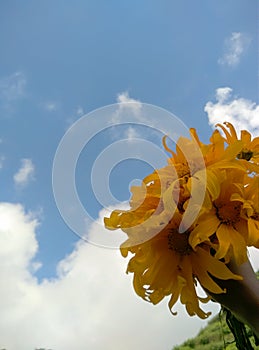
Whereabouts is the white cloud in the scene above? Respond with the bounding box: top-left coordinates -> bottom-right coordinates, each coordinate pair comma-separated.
218,32 -> 251,67
117,91 -> 141,105
205,87 -> 259,136
108,92 -> 146,141
116,91 -> 142,116
0,155 -> 5,170
44,101 -> 58,112
123,125 -> 140,140
0,203 -> 39,271
0,202 -> 223,350
215,87 -> 232,104
65,106 -> 85,130
0,71 -> 27,104
76,106 -> 84,116
13,158 -> 35,187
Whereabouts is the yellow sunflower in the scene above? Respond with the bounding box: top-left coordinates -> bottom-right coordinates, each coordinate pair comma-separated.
217,121 -> 259,172
104,127 -> 245,318
231,176 -> 259,248
189,169 -> 248,266
106,205 -> 241,319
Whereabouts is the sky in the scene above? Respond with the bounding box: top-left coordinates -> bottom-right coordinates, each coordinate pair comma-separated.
0,1 -> 259,349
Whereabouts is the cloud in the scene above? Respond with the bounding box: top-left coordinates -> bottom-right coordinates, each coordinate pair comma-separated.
0,72 -> 27,110
116,91 -> 142,116
0,202 -> 222,350
65,106 -> 85,130
215,87 -> 232,104
123,125 -> 140,140
44,101 -> 58,112
0,155 -> 5,170
117,91 -> 142,106
108,92 -> 145,141
205,87 -> 259,135
13,158 -> 35,187
76,106 -> 84,116
218,32 -> 251,67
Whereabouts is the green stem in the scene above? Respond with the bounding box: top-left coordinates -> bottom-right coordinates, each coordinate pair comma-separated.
224,308 -> 255,350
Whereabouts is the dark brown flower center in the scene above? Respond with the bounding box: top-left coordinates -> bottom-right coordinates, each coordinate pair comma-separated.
251,211 -> 259,220
168,229 -> 192,255
215,201 -> 241,225
237,149 -> 253,161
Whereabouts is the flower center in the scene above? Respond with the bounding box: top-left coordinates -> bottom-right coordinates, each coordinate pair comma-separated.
215,201 -> 241,225
168,229 -> 192,255
237,149 -> 253,161
251,211 -> 259,220
175,163 -> 190,178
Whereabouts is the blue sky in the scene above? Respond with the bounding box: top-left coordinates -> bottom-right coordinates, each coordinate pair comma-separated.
0,1 -> 259,349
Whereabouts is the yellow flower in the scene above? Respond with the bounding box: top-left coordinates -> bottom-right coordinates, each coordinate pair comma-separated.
115,210 -> 241,319
104,127 -> 245,318
231,176 -> 259,248
189,171 -> 248,265
217,122 -> 259,172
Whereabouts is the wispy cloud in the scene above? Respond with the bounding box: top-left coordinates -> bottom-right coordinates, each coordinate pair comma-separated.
111,91 -> 143,124
117,91 -> 141,105
111,91 -> 170,144
116,91 -> 142,115
108,92 -> 144,141
76,106 -> 84,116
123,125 -> 140,140
0,138 -> 4,169
43,101 -> 59,112
65,105 -> 85,129
0,155 -> 5,170
205,87 -> 259,135
13,158 -> 35,187
0,72 -> 27,111
218,32 -> 251,67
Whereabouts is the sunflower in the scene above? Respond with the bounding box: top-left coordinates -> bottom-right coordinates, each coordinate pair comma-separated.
104,127 -> 246,318
190,167 -> 250,264
106,204 -> 242,319
217,122 -> 259,172
230,176 -> 259,248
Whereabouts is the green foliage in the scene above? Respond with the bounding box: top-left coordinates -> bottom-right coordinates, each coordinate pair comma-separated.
172,312 -> 259,350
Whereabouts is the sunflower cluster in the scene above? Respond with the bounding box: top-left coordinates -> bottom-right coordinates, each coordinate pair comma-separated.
104,122 -> 259,319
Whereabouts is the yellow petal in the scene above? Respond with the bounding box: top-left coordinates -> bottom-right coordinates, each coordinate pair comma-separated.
241,130 -> 251,145
149,289 -> 165,304
205,169 -> 221,200
189,215 -> 219,248
132,273 -> 146,299
250,136 -> 259,149
191,254 -> 225,294
222,140 -> 243,160
168,275 -> 186,315
162,181 -> 178,214
247,218 -> 259,246
224,122 -> 238,140
215,224 -> 247,265
162,135 -> 175,158
195,247 -> 242,281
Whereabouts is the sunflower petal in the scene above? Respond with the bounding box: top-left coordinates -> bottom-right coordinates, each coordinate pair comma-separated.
189,215 -> 219,248
215,224 -> 247,265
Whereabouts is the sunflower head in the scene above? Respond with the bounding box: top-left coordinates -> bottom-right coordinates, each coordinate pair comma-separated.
104,122 -> 259,318
217,122 -> 259,169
